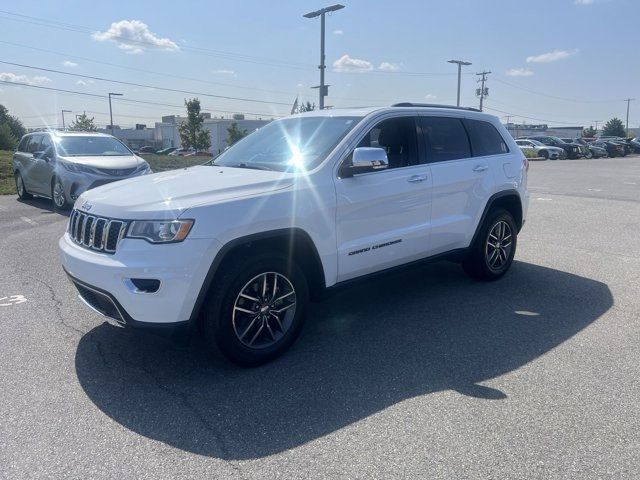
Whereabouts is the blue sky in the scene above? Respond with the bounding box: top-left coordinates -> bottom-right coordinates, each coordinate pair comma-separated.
0,0 -> 638,129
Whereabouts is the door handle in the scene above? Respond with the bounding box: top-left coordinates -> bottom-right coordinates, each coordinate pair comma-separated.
407,174 -> 428,183
473,164 -> 488,172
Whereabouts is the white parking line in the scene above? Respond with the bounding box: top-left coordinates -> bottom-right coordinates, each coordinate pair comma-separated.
20,217 -> 38,226
0,295 -> 27,307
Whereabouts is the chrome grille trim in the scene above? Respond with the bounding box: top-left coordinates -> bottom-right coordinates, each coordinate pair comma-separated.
68,209 -> 128,255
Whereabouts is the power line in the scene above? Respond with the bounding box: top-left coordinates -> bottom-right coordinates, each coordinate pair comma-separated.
0,80 -> 284,119
0,60 -> 293,106
493,77 -> 624,104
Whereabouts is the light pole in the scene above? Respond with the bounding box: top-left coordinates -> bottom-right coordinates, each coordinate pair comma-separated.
625,98 -> 635,138
108,92 -> 123,135
303,4 -> 345,110
593,120 -> 602,135
448,59 -> 472,107
61,109 -> 72,130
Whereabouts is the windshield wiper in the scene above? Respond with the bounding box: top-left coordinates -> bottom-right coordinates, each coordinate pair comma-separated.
228,163 -> 276,171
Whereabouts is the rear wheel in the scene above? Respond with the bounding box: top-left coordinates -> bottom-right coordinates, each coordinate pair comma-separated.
203,252 -> 309,366
51,177 -> 69,211
463,209 -> 517,281
14,172 -> 32,200
584,149 -> 593,159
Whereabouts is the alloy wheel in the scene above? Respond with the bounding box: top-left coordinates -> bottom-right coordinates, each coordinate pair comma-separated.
485,220 -> 513,271
53,181 -> 65,208
16,174 -> 24,197
232,272 -> 297,349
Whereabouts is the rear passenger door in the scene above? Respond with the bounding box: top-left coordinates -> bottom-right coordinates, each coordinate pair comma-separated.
19,135 -> 42,193
420,115 -> 495,255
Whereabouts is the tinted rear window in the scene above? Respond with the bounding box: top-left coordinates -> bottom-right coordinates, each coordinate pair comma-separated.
464,119 -> 509,156
420,116 -> 470,162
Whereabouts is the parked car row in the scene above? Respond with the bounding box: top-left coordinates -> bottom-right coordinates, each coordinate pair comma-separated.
516,134 -> 639,160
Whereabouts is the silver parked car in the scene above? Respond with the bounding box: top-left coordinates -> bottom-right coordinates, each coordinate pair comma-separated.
12,131 -> 152,210
515,139 -> 565,160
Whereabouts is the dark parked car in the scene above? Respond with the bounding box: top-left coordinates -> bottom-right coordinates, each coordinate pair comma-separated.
593,140 -> 625,157
525,135 -> 581,159
135,146 -> 157,154
561,138 -> 592,158
631,138 -> 640,153
599,137 -> 632,155
587,144 -> 608,158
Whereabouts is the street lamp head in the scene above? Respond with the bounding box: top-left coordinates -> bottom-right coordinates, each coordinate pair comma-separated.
62,109 -> 72,113
108,92 -> 123,97
303,4 -> 345,18
448,59 -> 472,66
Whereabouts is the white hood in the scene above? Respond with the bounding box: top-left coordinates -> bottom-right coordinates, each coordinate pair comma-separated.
76,165 -> 294,219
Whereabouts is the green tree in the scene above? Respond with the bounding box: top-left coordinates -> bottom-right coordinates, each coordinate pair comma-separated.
602,117 -> 626,138
297,101 -> 316,113
178,98 -> 211,151
582,126 -> 597,138
0,104 -> 26,141
226,121 -> 248,146
69,113 -> 97,132
0,123 -> 17,150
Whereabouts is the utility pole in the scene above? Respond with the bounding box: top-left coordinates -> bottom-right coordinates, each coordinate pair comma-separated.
61,109 -> 72,130
304,4 -> 345,110
593,120 -> 602,135
448,59 -> 472,107
476,71 -> 491,111
108,92 -> 123,135
625,98 -> 635,137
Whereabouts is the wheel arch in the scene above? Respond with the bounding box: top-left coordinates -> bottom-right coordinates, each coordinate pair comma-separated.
470,190 -> 523,247
189,228 -> 326,325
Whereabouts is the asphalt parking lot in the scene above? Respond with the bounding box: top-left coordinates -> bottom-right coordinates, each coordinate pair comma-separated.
1,157 -> 639,479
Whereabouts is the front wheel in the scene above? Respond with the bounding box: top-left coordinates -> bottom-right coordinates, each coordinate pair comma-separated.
203,252 -> 309,366
463,209 -> 517,281
584,149 -> 593,159
51,177 -> 69,211
540,149 -> 549,160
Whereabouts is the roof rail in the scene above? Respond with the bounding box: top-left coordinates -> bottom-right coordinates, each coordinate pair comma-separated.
391,102 -> 481,112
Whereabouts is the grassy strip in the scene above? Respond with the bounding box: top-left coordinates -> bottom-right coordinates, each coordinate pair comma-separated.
0,151 -> 208,195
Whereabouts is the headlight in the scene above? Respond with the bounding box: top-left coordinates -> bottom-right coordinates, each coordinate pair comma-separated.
127,219 -> 194,243
59,161 -> 93,173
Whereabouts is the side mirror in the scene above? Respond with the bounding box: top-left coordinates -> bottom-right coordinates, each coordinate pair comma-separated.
340,147 -> 389,178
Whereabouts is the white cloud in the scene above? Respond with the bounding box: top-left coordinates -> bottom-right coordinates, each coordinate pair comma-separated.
63,60 -> 78,68
526,49 -> 578,63
574,0 -> 594,4
92,20 -> 179,54
333,29 -> 343,35
76,79 -> 94,86
379,62 -> 400,72
213,69 -> 235,75
333,54 -> 373,72
424,94 -> 437,100
0,72 -> 51,85
506,67 -> 534,77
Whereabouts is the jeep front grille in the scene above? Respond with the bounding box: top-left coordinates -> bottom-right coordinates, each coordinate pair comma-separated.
68,209 -> 127,254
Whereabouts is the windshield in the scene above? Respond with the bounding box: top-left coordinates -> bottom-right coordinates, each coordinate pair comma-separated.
54,136 -> 133,157
529,139 -> 544,146
212,116 -> 360,171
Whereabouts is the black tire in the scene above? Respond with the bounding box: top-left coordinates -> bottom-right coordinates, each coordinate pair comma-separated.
51,177 -> 69,211
540,149 -> 549,160
14,172 -> 32,200
463,208 -> 517,281
584,149 -> 593,159
203,251 -> 309,367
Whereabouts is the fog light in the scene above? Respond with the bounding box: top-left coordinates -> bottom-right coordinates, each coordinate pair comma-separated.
128,278 -> 160,293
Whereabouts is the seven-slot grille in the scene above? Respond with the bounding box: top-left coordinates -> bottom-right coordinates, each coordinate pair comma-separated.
68,209 -> 127,254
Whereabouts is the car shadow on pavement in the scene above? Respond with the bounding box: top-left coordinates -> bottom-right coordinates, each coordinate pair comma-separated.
17,197 -> 70,217
74,260 -> 613,460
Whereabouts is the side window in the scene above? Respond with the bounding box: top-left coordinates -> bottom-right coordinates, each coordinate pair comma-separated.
356,116 -> 418,169
26,135 -> 43,154
420,116 -> 471,162
17,137 -> 29,152
40,135 -> 53,155
465,119 -> 509,156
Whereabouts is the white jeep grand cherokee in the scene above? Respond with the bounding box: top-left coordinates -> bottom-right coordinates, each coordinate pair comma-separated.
59,103 -> 529,366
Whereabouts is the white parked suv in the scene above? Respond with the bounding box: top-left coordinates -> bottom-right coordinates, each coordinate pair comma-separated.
59,103 -> 529,366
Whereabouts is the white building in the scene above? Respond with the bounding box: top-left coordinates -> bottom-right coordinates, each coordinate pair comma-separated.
154,115 -> 272,153
505,123 -> 584,139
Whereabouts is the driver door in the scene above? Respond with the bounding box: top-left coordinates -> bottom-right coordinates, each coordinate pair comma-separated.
334,115 -> 432,282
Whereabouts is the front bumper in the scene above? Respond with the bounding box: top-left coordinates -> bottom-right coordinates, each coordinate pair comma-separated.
59,232 -> 222,326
